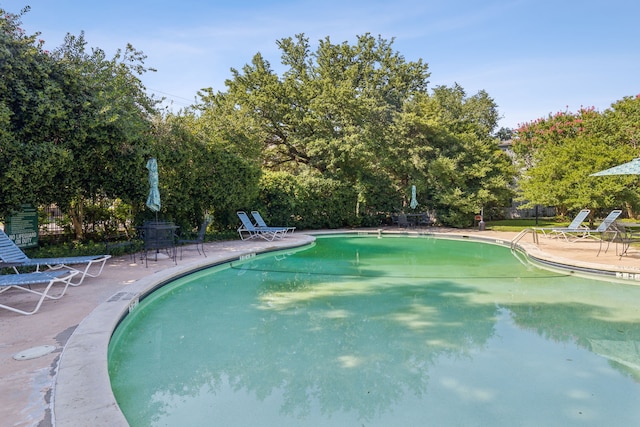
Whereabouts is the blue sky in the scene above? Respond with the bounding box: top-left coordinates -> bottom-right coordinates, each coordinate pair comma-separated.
13,0 -> 640,129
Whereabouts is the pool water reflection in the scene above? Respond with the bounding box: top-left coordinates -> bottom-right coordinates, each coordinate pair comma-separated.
109,235 -> 640,426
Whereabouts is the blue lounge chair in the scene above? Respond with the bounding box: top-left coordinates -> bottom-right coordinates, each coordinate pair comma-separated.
0,270 -> 79,315
237,211 -> 286,241
0,230 -> 111,286
533,209 -> 591,241
251,211 -> 295,235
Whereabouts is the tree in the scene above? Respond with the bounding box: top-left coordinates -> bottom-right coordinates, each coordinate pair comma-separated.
198,33 -> 424,222
0,7 -> 75,216
518,135 -> 635,217
0,7 -> 160,238
50,33 -> 159,238
148,114 -> 261,231
513,98 -> 640,218
195,33 -> 515,227
391,86 -> 515,225
213,35 -> 428,170
495,127 -> 513,141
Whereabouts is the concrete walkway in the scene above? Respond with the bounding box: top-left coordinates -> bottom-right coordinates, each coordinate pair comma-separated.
1,228 -> 639,426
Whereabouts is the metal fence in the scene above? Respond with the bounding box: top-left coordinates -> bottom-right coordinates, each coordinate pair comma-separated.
39,204 -> 134,238
40,205 -> 67,235
503,205 -> 556,219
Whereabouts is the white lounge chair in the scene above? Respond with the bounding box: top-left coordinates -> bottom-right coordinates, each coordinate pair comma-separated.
251,211 -> 295,234
0,230 -> 111,285
0,270 -> 79,315
236,211 -> 286,241
533,209 -> 590,241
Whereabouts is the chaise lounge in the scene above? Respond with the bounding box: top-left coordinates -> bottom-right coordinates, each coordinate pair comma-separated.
251,211 -> 295,235
533,209 -> 591,241
0,230 -> 111,286
237,211 -> 286,241
0,269 -> 79,315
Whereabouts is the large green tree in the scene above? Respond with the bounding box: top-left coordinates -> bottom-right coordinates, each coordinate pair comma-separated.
51,33 -> 159,237
0,7 -> 159,238
196,33 -> 514,226
392,86 -> 514,225
514,97 -> 640,218
199,34 -> 431,217
148,114 -> 261,231
0,7 -> 74,216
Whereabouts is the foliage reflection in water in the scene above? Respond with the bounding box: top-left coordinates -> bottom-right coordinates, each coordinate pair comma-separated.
109,235 -> 640,426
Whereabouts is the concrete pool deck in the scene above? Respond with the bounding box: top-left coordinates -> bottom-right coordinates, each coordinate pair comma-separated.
2,228 -> 640,426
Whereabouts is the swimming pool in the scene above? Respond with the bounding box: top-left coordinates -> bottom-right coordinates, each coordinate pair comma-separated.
108,235 -> 640,426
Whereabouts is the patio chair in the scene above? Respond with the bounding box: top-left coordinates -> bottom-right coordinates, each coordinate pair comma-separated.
585,209 -> 623,255
177,219 -> 210,259
533,209 -> 591,241
251,211 -> 295,235
397,213 -> 410,228
609,222 -> 640,258
417,213 -> 433,227
0,229 -> 111,286
236,211 -> 286,241
0,269 -> 79,315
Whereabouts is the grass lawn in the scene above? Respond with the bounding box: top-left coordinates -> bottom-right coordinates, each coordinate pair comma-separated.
486,218 -> 571,232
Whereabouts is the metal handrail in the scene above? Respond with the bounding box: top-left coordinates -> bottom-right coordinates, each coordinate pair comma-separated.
510,228 -> 537,250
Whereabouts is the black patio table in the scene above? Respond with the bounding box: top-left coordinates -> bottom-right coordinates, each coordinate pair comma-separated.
611,222 -> 640,258
137,221 -> 179,267
406,213 -> 432,227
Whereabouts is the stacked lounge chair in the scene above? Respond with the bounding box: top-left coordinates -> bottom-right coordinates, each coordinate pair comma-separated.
251,211 -> 295,235
0,270 -> 79,315
236,211 -> 288,241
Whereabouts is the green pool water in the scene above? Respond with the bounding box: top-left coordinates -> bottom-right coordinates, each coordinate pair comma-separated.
109,235 -> 640,426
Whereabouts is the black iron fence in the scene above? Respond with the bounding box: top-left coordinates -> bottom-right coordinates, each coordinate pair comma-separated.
40,205 -> 67,235
38,203 -> 135,240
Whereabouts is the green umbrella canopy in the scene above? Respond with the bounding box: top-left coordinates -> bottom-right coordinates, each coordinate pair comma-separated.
591,158 -> 640,176
146,158 -> 161,212
410,185 -> 418,210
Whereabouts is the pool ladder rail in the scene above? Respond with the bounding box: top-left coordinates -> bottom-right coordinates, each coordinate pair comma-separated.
508,228 -> 537,267
511,228 -> 538,250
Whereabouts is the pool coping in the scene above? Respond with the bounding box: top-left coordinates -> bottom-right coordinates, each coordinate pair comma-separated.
52,234 -> 316,426
51,230 -> 640,426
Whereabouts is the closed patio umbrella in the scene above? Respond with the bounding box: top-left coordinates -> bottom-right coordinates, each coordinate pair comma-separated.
410,185 -> 418,210
590,158 -> 640,176
146,158 -> 161,214
144,158 -> 170,261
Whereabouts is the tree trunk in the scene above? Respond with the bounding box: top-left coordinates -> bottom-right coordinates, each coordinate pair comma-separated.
69,200 -> 84,240
624,202 -> 634,220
